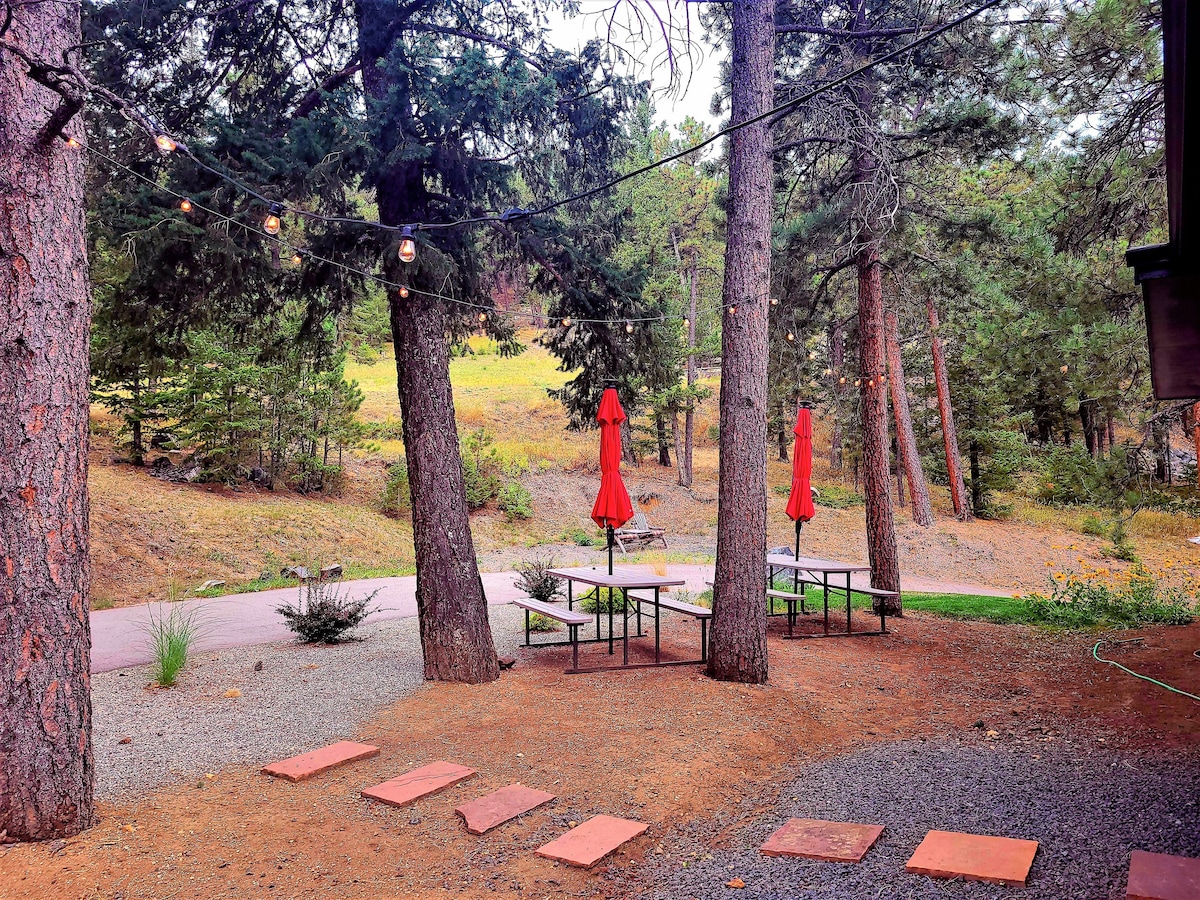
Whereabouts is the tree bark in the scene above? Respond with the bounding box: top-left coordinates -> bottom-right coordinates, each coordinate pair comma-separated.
885,310 -> 933,526
0,4 -> 96,840
680,261 -> 698,488
926,297 -> 972,520
709,0 -> 773,684
655,412 -> 671,466
778,413 -> 790,462
828,323 -> 844,469
359,1 -> 497,683
855,239 -> 901,602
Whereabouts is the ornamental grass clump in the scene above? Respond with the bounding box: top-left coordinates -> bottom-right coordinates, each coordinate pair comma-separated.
145,603 -> 203,687
1020,563 -> 1196,629
277,578 -> 379,643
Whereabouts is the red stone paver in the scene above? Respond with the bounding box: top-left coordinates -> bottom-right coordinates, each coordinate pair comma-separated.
261,741 -> 380,782
455,783 -> 556,834
1127,849 -> 1200,900
535,815 -> 648,868
760,818 -> 885,863
361,761 -> 476,808
906,830 -> 1038,887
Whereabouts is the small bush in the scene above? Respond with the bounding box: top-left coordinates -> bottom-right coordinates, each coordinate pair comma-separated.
276,579 -> 379,643
1021,564 -> 1195,629
145,603 -> 202,687
579,587 -> 631,614
499,480 -> 533,520
561,526 -> 599,547
1079,514 -> 1109,536
380,458 -> 410,518
526,612 -> 561,632
514,554 -> 563,603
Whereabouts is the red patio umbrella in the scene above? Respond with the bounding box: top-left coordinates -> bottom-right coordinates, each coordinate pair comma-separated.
785,403 -> 816,568
591,386 -> 634,574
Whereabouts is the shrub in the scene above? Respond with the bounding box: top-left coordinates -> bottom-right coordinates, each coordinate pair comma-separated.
1021,564 -> 1195,629
380,458 -> 410,518
561,526 -> 599,547
276,579 -> 379,643
526,612 -> 560,632
145,603 -> 202,687
499,479 -> 533,520
514,554 -> 564,603
1079,514 -> 1109,536
812,483 -> 864,509
1035,444 -> 1134,509
579,587 -> 631,614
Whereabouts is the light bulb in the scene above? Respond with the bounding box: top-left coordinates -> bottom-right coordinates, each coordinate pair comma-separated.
1060,364 -> 1069,373
398,226 -> 417,264
854,379 -> 861,387
770,298 -> 778,306
868,379 -> 875,388
786,332 -> 795,342
839,376 -> 846,384
155,134 -> 177,153
562,317 -> 571,327
479,312 -> 487,323
808,351 -> 816,360
64,136 -> 81,149
625,322 -> 634,333
398,285 -> 409,298
291,253 -> 302,266
178,198 -> 193,213
728,305 -> 737,315
682,317 -> 690,328
263,202 -> 282,235
824,368 -> 832,376
880,373 -> 887,383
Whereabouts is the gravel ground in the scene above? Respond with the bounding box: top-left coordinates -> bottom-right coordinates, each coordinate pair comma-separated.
92,604 -> 524,802
639,740 -> 1200,900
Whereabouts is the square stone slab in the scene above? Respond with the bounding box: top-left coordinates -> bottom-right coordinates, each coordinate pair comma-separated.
455,784 -> 556,834
361,761 -> 476,808
760,818 -> 885,863
261,741 -> 380,783
1127,849 -> 1200,900
535,815 -> 648,868
906,830 -> 1038,887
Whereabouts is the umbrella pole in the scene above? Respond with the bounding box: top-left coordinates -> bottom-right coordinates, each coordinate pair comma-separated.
794,519 -> 803,614
607,524 -> 615,576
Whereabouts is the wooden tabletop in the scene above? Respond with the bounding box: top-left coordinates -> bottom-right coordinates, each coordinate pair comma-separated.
766,554 -> 870,574
548,567 -> 686,589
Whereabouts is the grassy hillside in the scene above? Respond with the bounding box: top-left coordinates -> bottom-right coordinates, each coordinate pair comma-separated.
88,333 -> 1200,608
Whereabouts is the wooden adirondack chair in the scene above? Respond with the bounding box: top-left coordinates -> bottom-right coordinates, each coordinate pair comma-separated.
613,509 -> 668,554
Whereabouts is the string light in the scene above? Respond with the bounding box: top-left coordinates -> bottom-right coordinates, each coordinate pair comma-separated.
770,298 -> 779,306
1060,364 -> 1069,373
880,373 -> 887,383
478,312 -> 487,323
868,379 -> 875,388
808,351 -> 816,360
728,305 -> 737,315
839,376 -> 847,384
854,379 -> 861,387
63,135 -> 81,149
824,368 -> 832,376
625,321 -> 634,333
562,317 -> 571,327
263,202 -> 282,235
398,226 -> 417,264
290,252 -> 302,266
786,332 -> 795,341
178,198 -> 192,212
682,317 -> 690,329
398,285 -> 409,298
155,134 -> 177,154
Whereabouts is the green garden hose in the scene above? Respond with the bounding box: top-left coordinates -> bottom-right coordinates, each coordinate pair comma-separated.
1092,639 -> 1200,703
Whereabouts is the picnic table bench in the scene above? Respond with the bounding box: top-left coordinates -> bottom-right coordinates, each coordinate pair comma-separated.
512,597 -> 592,671
629,592 -> 710,664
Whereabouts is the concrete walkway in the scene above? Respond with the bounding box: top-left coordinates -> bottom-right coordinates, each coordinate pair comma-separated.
89,563 -> 1010,673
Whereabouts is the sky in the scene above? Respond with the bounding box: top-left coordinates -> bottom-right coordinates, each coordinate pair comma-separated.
543,1 -> 725,133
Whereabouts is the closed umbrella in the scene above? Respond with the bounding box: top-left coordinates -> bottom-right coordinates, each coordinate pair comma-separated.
784,403 -> 816,596
591,386 -> 634,574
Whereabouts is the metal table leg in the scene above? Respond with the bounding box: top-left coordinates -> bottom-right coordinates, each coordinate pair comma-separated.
823,572 -> 830,636
846,571 -> 852,635
622,587 -> 629,665
608,586 -> 614,655
654,586 -> 661,664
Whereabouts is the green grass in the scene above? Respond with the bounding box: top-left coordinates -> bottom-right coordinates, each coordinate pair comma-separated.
145,603 -> 202,686
193,562 -> 416,597
767,575 -> 1031,625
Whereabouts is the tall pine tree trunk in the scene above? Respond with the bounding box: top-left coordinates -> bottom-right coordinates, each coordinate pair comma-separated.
0,4 -> 95,840
655,413 -> 671,466
849,57 -> 900,602
709,0 -> 773,684
358,2 -> 497,683
680,262 -> 698,488
828,323 -> 844,469
926,297 -> 972,520
855,238 -> 901,600
885,310 -> 933,526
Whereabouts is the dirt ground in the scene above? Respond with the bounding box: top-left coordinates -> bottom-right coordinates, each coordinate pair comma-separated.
3,614 -> 1197,900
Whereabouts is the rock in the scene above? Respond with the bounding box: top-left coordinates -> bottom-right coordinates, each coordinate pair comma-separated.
197,580 -> 225,592
725,877 -> 746,888
118,736 -> 132,745
498,657 -> 517,670
223,688 -> 242,699
253,660 -> 263,672
247,466 -> 267,483
149,432 -> 177,449
319,564 -> 343,581
281,566 -> 312,581
183,465 -> 202,482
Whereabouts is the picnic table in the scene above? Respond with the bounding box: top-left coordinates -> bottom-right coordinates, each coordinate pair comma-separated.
765,554 -> 891,638
526,566 -> 700,674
